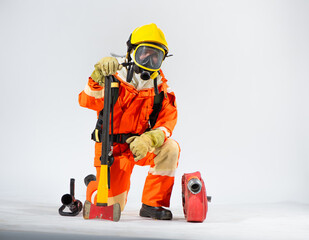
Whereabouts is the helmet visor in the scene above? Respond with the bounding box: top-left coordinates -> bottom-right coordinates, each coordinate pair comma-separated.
133,44 -> 165,71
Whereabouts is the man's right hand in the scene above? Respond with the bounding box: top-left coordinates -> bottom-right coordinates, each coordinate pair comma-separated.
90,57 -> 123,86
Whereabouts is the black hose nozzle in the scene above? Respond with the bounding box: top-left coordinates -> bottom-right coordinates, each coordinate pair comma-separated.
58,178 -> 83,216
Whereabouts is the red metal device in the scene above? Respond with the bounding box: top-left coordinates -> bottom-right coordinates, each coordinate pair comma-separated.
182,171 -> 210,222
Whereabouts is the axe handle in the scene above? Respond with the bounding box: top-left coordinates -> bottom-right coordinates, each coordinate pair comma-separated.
96,76 -> 112,206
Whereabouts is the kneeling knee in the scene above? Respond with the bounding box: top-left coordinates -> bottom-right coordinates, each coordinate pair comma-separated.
154,138 -> 180,171
163,138 -> 180,159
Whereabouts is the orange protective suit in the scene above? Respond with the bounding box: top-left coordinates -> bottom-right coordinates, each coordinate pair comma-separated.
79,67 -> 180,210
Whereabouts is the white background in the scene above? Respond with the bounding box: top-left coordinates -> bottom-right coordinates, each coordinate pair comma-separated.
0,0 -> 308,212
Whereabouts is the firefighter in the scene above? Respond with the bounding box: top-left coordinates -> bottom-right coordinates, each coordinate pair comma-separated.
79,23 -> 180,220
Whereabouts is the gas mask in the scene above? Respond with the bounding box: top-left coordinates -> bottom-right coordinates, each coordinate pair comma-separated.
132,43 -> 165,80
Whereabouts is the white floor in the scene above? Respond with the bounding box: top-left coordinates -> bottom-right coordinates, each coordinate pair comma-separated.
0,198 -> 308,240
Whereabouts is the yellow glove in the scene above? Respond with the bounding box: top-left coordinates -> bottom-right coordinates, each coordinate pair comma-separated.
90,57 -> 123,86
126,129 -> 165,162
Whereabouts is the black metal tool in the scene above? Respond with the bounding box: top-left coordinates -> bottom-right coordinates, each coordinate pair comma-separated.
59,178 -> 83,216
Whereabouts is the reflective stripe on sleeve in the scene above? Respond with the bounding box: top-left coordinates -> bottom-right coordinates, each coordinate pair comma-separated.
84,84 -> 104,99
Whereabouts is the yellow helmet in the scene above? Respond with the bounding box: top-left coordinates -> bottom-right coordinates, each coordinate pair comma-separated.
125,24 -> 169,82
127,23 -> 168,54
130,23 -> 168,52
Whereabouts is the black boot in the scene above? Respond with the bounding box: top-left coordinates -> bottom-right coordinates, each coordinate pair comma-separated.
139,204 -> 173,220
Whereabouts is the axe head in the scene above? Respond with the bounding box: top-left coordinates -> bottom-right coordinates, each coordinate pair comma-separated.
83,200 -> 121,222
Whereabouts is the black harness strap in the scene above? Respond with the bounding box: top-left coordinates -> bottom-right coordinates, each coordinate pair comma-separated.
148,91 -> 164,129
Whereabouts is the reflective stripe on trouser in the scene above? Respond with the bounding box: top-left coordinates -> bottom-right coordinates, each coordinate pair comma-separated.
86,138 -> 180,211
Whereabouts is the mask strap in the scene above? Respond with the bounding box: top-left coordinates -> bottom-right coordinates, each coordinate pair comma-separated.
126,63 -> 134,83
